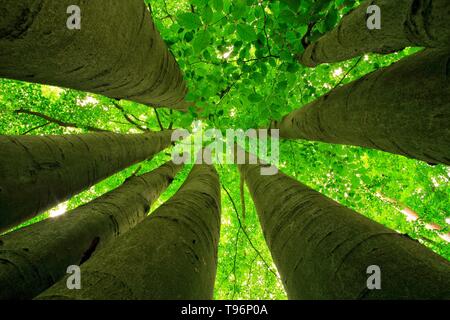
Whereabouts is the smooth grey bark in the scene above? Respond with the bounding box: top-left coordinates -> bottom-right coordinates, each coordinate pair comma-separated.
36,163 -> 221,300
272,49 -> 450,165
0,0 -> 189,110
0,130 -> 173,232
0,161 -> 182,300
299,0 -> 450,67
238,158 -> 450,299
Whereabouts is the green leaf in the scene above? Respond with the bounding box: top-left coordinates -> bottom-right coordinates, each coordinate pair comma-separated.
280,0 -> 301,12
231,0 -> 248,19
325,10 -> 339,30
236,24 -> 257,42
202,6 -> 214,24
286,63 -> 300,73
184,31 -> 194,42
192,30 -> 211,53
211,0 -> 224,12
177,12 -> 203,30
279,9 -> 297,24
248,93 -> 263,103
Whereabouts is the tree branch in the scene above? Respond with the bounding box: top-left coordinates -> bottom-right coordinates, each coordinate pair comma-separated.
21,121 -> 50,135
220,176 -> 279,280
261,4 -> 272,56
153,107 -> 165,131
15,109 -> 108,132
168,109 -> 174,130
333,56 -> 363,89
301,21 -> 317,50
162,0 -> 174,23
112,102 -> 150,132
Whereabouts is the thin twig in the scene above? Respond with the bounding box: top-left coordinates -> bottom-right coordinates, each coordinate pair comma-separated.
21,121 -> 50,135
261,4 -> 272,56
220,177 -> 279,279
301,21 -> 317,50
112,102 -> 149,132
168,109 -> 174,130
153,107 -> 165,131
238,55 -> 279,64
333,56 -> 363,89
231,227 -> 241,299
162,0 -> 174,23
15,109 -> 108,132
240,175 -> 246,221
147,2 -> 153,15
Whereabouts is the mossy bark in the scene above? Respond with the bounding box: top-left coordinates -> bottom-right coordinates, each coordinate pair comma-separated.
238,160 -> 450,299
36,163 -> 221,300
299,0 -> 450,67
272,49 -> 450,165
0,0 -> 189,110
0,130 -> 173,232
0,161 -> 182,300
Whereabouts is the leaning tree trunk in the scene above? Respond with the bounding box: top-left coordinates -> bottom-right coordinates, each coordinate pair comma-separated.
272,49 -> 450,166
0,0 -> 189,110
0,161 -> 182,300
299,0 -> 450,67
0,130 -> 173,232
36,163 -> 221,300
238,157 -> 450,299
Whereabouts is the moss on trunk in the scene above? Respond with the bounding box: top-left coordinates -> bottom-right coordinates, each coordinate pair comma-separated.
273,49 -> 450,165
0,0 -> 189,110
299,0 -> 450,66
239,159 -> 450,299
0,130 -> 173,232
0,161 -> 182,300
36,163 -> 221,300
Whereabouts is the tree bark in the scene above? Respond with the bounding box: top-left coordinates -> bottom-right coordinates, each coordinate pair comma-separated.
0,161 -> 182,300
36,163 -> 221,300
0,0 -> 189,110
238,159 -> 450,299
272,49 -> 450,166
0,130 -> 173,232
299,0 -> 450,67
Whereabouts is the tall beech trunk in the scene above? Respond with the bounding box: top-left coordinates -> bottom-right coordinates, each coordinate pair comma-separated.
272,49 -> 450,166
0,161 -> 182,300
299,0 -> 450,67
37,163 -> 221,300
0,0 -> 189,110
238,159 -> 450,299
0,130 -> 172,232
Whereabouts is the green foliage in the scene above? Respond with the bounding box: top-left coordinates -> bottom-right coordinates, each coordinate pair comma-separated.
0,0 -> 448,300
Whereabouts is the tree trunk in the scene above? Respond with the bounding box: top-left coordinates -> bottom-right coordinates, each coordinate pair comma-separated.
272,49 -> 450,166
0,0 -> 189,110
0,130 -> 173,232
0,161 -> 182,300
36,163 -> 221,300
238,158 -> 450,299
299,0 -> 450,67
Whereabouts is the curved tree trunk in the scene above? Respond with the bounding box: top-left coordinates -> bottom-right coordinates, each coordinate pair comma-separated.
0,0 -> 189,110
238,158 -> 450,299
0,130 -> 173,232
0,161 -> 182,300
36,163 -> 221,300
299,0 -> 450,67
272,49 -> 450,165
